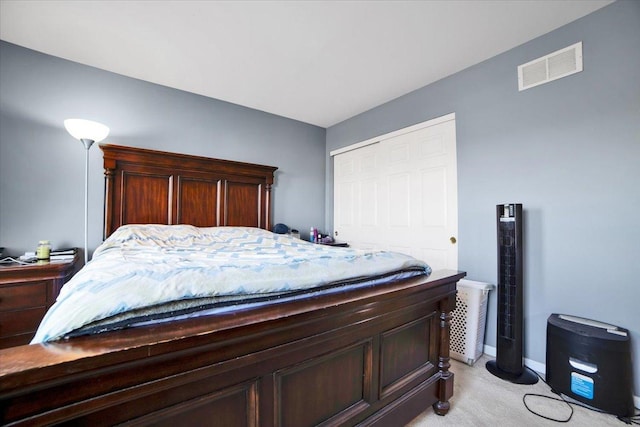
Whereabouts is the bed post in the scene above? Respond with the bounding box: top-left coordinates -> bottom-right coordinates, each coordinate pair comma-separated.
103,158 -> 116,240
265,182 -> 272,231
433,294 -> 455,415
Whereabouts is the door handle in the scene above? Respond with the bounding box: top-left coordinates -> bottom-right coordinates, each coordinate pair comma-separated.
450,236 -> 457,244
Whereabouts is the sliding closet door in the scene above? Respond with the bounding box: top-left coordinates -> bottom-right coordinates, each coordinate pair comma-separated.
333,116 -> 458,270
334,142 -> 381,250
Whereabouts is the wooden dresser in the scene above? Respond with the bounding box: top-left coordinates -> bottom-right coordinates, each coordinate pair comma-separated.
0,254 -> 80,348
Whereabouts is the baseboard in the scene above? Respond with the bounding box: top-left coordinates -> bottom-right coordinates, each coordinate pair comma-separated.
482,345 -> 639,410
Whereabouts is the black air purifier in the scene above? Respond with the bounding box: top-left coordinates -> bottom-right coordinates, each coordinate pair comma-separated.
486,203 -> 538,384
546,314 -> 634,417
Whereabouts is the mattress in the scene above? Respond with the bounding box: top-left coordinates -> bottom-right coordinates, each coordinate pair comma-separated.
32,225 -> 431,343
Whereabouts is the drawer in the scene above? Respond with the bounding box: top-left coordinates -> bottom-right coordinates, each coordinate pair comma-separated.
0,281 -> 48,311
0,306 -> 47,338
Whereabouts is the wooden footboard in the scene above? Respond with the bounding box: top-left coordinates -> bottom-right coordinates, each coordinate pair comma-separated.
0,270 -> 464,426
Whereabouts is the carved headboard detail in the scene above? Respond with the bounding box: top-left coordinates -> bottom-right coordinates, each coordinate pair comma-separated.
100,144 -> 277,238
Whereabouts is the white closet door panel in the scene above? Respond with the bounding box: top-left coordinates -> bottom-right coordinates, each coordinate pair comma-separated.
333,116 -> 457,270
388,173 -> 411,228
337,181 -> 355,227
360,180 -> 378,227
421,167 -> 446,226
419,249 -> 448,271
360,150 -> 378,172
334,143 -> 381,249
418,134 -> 446,158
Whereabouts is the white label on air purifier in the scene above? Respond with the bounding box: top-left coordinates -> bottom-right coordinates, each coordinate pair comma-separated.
571,372 -> 594,400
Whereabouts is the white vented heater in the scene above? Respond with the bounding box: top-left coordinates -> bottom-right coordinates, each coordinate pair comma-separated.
518,42 -> 583,91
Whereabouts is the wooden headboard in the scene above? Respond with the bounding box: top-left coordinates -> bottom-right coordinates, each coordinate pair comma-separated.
100,144 -> 278,238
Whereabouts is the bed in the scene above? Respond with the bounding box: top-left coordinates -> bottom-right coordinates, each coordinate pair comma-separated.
0,144 -> 465,426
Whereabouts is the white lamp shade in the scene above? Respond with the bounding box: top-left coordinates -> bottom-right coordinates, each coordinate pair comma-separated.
64,119 -> 110,142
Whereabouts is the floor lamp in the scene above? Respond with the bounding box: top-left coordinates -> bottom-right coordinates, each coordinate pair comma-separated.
64,119 -> 110,264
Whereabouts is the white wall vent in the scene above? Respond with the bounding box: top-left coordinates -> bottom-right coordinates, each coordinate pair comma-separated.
518,42 -> 583,91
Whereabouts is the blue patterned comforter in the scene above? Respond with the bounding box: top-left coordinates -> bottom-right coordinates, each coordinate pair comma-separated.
32,225 -> 431,343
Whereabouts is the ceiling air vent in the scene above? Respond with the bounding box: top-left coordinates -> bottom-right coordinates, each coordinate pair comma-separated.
518,42 -> 583,91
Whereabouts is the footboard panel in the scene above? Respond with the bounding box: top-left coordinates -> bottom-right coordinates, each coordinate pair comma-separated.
0,270 -> 464,426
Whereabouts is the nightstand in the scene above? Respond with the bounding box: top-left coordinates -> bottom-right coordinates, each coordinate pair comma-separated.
0,252 -> 81,348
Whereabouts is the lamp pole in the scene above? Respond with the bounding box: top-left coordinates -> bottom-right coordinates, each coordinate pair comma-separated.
81,139 -> 95,264
64,118 -> 108,265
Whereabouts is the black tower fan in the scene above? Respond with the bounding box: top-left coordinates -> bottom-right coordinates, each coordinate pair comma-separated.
486,204 -> 538,384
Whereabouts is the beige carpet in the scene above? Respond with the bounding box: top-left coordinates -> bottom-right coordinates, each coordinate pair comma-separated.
407,355 -> 630,426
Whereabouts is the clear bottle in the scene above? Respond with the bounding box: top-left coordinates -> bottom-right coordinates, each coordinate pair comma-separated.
36,240 -> 51,260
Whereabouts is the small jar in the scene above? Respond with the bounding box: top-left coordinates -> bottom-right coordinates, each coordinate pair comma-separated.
36,240 -> 51,260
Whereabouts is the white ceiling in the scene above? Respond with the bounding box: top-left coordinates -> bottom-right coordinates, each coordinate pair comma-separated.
0,0 -> 613,128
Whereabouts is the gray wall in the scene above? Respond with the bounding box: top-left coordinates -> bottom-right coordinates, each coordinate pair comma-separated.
0,41 -> 326,258
326,0 -> 640,396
